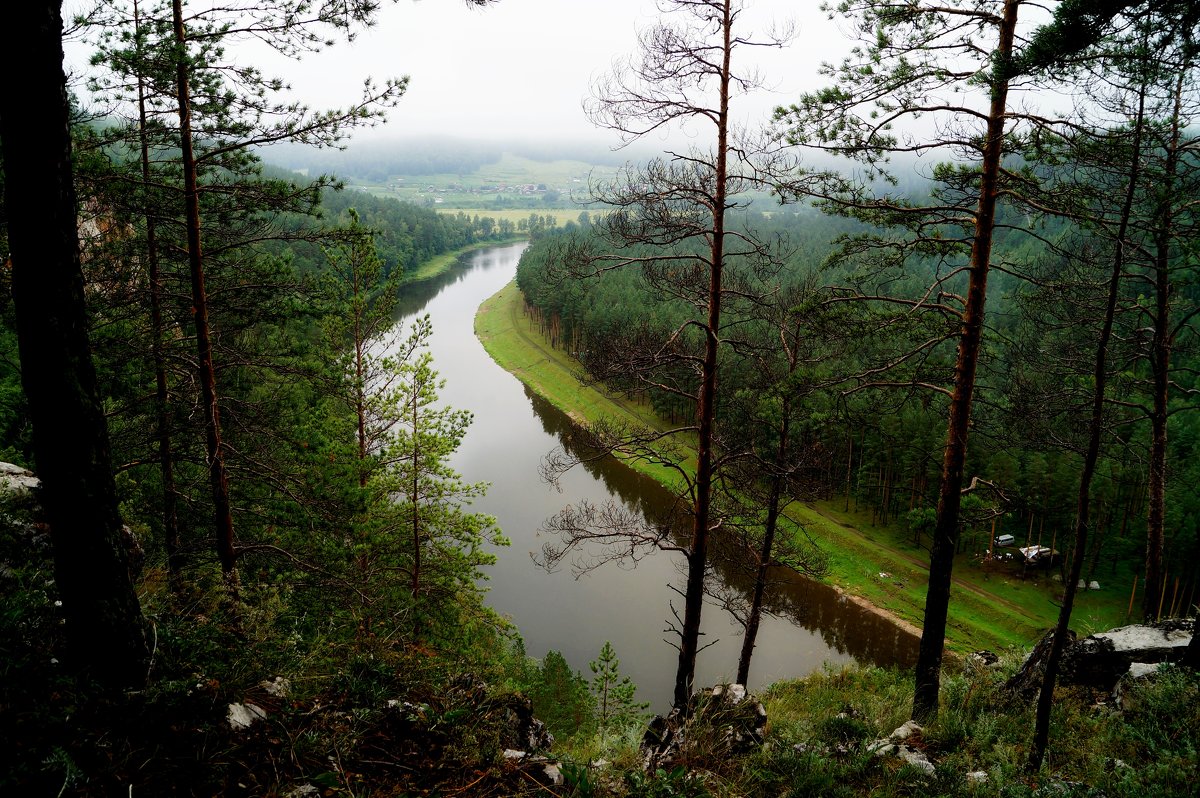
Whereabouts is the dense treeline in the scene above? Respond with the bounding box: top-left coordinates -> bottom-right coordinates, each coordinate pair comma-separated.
0,1 -> 610,792
516,201 -> 1199,617
2,0 -> 1199,794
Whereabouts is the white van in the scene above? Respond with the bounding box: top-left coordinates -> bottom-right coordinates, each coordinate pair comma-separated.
995,534 -> 1015,547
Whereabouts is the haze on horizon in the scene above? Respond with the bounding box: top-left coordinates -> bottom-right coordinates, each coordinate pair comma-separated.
69,0 -> 842,154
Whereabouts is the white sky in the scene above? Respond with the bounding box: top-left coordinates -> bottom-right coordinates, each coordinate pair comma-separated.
69,0 -> 844,149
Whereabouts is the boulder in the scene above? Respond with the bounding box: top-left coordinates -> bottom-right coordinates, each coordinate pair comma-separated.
0,462 -> 40,498
641,683 -> 767,772
260,676 -> 291,697
1006,620 -> 1193,699
1112,662 -> 1164,711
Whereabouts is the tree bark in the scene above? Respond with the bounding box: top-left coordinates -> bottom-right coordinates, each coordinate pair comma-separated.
134,0 -> 182,580
0,0 -> 150,688
673,0 -> 732,712
736,464 -> 784,686
911,0 -> 1019,722
1028,81 -> 1144,772
172,0 -> 238,582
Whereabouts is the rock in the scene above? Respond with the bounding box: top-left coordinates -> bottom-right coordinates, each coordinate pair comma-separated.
121,524 -> 145,581
867,720 -> 934,775
1112,662 -> 1164,711
0,462 -> 40,497
641,683 -> 767,772
491,694 -> 554,753
1125,662 -> 1160,680
1006,628 -> 1071,699
966,650 -> 1001,670
1006,620 -> 1193,699
503,749 -> 526,761
541,763 -> 563,786
285,786 -> 319,798
261,676 -> 291,697
227,702 -> 267,730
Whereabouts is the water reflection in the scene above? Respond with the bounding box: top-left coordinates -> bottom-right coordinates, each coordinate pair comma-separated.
391,242 -> 917,710
521,384 -> 920,671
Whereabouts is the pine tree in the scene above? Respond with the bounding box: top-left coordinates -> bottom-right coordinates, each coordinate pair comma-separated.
589,641 -> 649,734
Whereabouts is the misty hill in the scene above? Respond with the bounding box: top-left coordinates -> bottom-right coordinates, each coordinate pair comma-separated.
262,135 -> 656,183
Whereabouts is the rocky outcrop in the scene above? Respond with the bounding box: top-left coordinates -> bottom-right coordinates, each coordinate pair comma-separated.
0,462 -> 40,500
1005,619 -> 1194,699
641,683 -> 767,772
0,461 -> 144,578
867,719 -> 935,775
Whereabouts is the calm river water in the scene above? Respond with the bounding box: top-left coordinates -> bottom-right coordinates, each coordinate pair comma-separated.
392,241 -> 919,710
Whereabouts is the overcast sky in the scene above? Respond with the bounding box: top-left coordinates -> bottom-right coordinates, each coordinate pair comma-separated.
70,0 -> 844,149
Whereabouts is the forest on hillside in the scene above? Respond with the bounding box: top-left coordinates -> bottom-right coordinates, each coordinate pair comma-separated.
496,0 -> 1200,781
1,1 -> 1199,796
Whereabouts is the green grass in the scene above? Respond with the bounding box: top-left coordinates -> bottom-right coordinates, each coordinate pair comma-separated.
475,280 -> 1133,655
546,658 -> 1200,797
400,237 -> 524,284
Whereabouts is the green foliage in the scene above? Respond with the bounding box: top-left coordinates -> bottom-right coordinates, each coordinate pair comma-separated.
590,641 -> 649,734
562,760 -> 598,797
625,766 -> 712,798
360,315 -> 506,629
527,650 -> 595,741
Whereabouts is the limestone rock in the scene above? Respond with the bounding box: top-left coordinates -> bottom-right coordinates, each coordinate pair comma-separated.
1112,662 -> 1164,711
1006,620 -> 1193,699
966,650 -> 1001,670
491,693 -> 554,753
227,702 -> 267,730
867,720 -> 934,775
285,786 -> 319,798
261,676 -> 291,697
641,683 -> 767,772
0,462 -> 40,497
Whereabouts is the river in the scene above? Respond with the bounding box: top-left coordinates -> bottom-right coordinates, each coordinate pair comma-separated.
392,241 -> 919,710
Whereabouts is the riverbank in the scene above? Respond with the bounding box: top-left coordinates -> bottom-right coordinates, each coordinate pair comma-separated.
475,279 -> 1132,656
400,236 -> 526,285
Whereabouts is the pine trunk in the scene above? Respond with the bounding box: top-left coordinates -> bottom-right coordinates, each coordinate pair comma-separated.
172,0 -> 237,582
912,0 -> 1018,721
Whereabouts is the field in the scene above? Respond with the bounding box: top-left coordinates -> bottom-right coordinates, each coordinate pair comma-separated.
349,152 -> 619,210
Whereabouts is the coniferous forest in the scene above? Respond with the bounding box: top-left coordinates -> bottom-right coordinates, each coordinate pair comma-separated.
2,1 -> 1199,796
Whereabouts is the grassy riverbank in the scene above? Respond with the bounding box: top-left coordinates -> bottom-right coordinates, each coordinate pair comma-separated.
476,280 -> 1133,655
401,237 -> 525,284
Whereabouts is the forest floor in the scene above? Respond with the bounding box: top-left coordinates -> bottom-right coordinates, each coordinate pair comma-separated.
475,280 -> 1134,656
